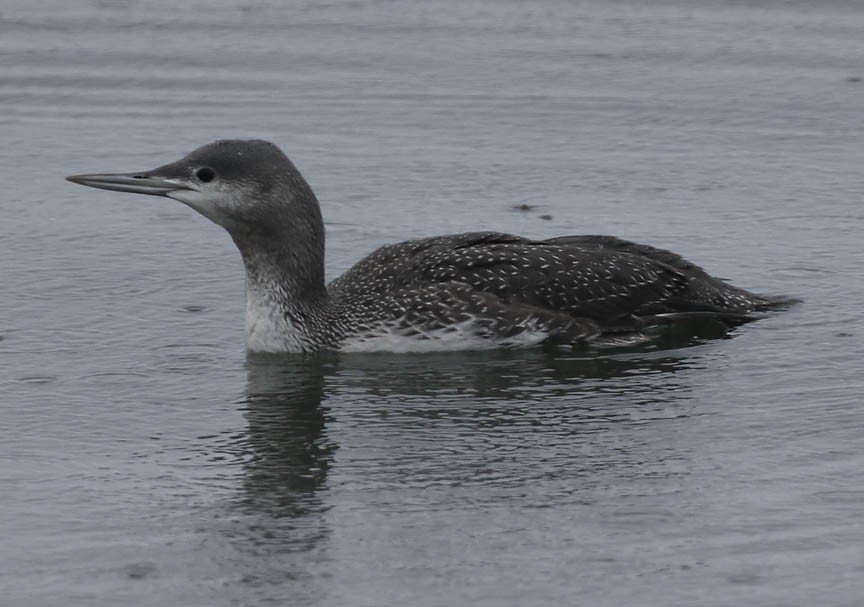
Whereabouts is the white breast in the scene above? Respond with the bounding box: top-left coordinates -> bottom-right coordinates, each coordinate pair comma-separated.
244,280 -> 308,353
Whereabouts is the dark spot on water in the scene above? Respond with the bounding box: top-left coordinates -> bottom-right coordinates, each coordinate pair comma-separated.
727,571 -> 761,585
512,203 -> 536,212
126,562 -> 157,579
846,76 -> 862,83
538,214 -> 553,221
180,304 -> 207,313
158,212 -> 193,222
95,0 -> 134,7
815,490 -> 864,503
15,375 -> 57,384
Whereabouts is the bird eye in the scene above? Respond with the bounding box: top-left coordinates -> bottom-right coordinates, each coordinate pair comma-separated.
195,167 -> 216,183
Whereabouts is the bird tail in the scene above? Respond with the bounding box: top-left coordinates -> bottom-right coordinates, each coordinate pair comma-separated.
750,294 -> 800,311
637,311 -> 755,327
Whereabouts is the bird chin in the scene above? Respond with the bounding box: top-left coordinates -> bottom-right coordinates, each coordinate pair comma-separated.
167,189 -> 229,226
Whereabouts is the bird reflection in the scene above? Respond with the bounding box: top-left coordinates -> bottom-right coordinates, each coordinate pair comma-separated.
240,353 -> 337,520
329,327 -> 721,403
235,335 -> 711,516
212,323 -> 723,597
198,355 -> 338,599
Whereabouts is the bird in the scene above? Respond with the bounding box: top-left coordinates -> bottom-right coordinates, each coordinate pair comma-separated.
66,139 -> 789,353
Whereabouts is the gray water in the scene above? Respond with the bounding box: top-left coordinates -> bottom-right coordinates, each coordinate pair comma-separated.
2,1 -> 864,605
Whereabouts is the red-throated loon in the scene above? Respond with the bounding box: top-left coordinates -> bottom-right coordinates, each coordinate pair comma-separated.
66,139 -> 789,353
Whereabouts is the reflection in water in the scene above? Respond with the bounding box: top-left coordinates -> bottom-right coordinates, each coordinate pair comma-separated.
234,340 -> 706,513
317,345 -> 705,501
230,342 -> 702,505
338,345 -> 695,400
241,354 -> 335,520
213,342 -> 707,600
334,324 -> 727,403
205,355 -> 337,600
233,354 -> 337,565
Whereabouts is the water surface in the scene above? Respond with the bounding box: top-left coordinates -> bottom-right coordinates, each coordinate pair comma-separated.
2,1 -> 864,605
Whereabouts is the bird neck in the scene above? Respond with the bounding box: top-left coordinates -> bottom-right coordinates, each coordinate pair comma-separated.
229,196 -> 330,352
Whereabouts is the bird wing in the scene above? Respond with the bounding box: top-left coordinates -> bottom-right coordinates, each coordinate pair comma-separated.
328,232 -> 524,299
547,235 -> 782,313
329,231 -> 782,334
543,235 -> 714,279
398,232 -> 689,323
378,281 -> 602,344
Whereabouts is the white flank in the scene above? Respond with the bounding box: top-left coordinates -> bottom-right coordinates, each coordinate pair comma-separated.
339,317 -> 548,353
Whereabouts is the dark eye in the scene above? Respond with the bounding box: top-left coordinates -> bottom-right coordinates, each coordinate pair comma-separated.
195,167 -> 216,183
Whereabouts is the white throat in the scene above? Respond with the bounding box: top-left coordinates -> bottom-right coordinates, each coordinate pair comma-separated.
244,276 -> 309,353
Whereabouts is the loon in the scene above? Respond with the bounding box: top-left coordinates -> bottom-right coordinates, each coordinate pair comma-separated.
67,139 -> 787,353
